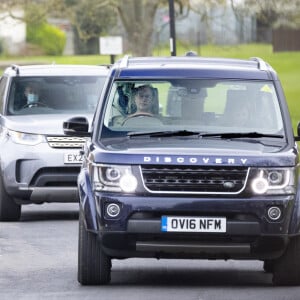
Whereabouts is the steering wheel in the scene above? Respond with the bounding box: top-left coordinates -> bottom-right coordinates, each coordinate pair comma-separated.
126,112 -> 153,119
22,102 -> 48,109
122,112 -> 162,126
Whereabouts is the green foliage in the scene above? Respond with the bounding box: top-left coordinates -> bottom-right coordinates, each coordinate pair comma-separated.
65,0 -> 117,54
27,22 -> 66,56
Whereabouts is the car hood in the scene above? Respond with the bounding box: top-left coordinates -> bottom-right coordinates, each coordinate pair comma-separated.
101,135 -> 287,154
95,138 -> 296,167
3,114 -> 93,135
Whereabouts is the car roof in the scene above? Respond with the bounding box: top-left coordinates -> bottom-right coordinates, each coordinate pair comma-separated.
4,64 -> 110,77
112,56 -> 277,80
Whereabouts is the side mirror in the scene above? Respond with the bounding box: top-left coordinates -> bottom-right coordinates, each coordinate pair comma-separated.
295,122 -> 300,141
63,117 -> 90,137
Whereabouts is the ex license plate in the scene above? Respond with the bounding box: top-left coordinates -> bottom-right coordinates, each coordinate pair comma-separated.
64,152 -> 83,164
161,216 -> 226,233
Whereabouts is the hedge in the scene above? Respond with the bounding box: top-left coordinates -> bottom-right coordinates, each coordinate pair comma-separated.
27,22 -> 66,56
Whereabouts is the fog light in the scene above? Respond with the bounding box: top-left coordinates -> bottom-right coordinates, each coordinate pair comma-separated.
106,203 -> 121,217
267,206 -> 281,221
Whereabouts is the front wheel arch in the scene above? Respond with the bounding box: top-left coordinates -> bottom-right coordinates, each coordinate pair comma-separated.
78,168 -> 98,231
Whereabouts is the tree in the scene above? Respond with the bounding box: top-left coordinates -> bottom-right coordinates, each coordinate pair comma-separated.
0,0 -> 64,23
230,0 -> 300,29
109,0 -> 162,56
64,0 -> 117,54
0,0 -> 66,55
188,0 -> 227,45
230,0 -> 300,42
0,0 -> 117,54
2,0 -> 246,56
109,0 -> 198,56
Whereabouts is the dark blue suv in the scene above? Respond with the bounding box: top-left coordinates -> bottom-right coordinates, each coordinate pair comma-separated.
64,55 -> 300,285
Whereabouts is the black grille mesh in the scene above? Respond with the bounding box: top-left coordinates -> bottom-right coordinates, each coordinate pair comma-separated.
141,165 -> 248,193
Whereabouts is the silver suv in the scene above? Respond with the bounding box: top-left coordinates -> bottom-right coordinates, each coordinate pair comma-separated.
0,64 -> 109,221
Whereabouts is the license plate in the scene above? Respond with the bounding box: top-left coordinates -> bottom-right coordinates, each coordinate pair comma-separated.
64,152 -> 83,164
161,216 -> 226,233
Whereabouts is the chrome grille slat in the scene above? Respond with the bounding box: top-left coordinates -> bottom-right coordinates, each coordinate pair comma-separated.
46,136 -> 86,148
141,165 -> 248,194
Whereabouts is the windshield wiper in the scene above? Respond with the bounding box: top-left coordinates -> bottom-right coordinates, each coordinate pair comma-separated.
128,130 -> 202,138
127,130 -> 284,140
200,132 -> 284,139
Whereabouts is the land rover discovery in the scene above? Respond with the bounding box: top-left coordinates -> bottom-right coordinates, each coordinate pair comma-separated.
64,55 -> 300,285
0,64 -> 109,221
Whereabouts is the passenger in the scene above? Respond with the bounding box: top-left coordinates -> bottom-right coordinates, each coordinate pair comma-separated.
221,90 -> 252,127
223,101 -> 251,127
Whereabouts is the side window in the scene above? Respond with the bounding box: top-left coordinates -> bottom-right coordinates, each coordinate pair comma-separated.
0,76 -> 8,113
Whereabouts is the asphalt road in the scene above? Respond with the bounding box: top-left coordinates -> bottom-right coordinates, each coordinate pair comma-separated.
1,203 -> 300,300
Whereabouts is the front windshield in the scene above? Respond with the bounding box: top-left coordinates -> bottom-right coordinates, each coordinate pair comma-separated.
8,76 -> 106,115
102,79 -> 284,138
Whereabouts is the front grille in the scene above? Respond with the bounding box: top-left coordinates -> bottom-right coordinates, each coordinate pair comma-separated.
46,136 -> 86,148
141,165 -> 248,194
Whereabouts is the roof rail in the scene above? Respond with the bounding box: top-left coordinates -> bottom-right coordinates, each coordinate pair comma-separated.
119,55 -> 130,69
11,64 -> 20,75
250,57 -> 268,71
185,50 -> 198,57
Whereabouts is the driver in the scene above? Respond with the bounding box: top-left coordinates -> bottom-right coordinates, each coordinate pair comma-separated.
23,82 -> 45,108
129,84 -> 156,116
121,84 -> 162,127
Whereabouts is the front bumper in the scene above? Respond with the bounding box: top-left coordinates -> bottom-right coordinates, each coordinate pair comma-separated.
88,193 -> 294,260
1,140 -> 81,203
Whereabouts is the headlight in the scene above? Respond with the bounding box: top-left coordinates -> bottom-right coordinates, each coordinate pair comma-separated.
8,130 -> 45,145
93,164 -> 138,193
251,168 -> 294,195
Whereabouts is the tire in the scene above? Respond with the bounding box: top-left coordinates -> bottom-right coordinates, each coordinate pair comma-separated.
263,260 -> 274,273
0,172 -> 21,221
272,236 -> 300,285
78,210 -> 111,285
